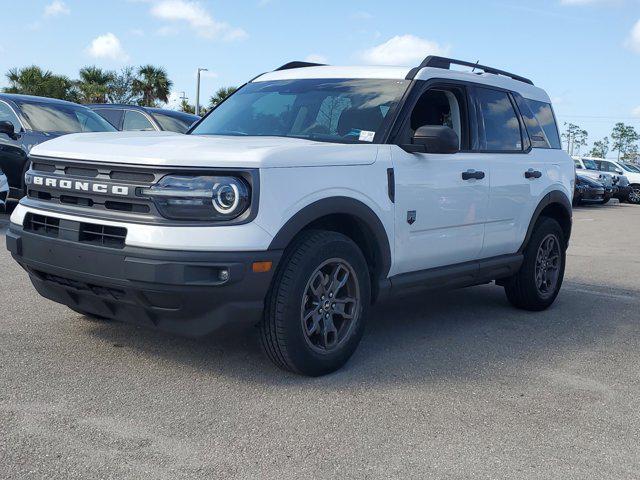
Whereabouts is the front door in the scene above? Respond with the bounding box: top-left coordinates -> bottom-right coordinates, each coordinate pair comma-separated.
390,84 -> 489,275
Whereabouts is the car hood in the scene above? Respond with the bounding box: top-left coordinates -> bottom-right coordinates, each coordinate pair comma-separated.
579,169 -> 613,186
29,131 -> 379,168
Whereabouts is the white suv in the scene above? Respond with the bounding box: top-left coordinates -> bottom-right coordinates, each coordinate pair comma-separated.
6,57 -> 574,375
591,157 -> 640,204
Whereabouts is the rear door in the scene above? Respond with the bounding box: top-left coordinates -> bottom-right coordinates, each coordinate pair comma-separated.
0,100 -> 28,193
473,88 -> 555,258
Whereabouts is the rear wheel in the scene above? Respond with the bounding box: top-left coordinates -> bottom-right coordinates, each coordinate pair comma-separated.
629,186 -> 640,205
504,217 -> 566,311
260,230 -> 371,376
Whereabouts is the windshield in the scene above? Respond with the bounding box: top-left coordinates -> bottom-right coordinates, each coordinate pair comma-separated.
622,163 -> 640,173
190,79 -> 410,143
582,159 -> 598,170
153,112 -> 196,133
15,100 -> 116,134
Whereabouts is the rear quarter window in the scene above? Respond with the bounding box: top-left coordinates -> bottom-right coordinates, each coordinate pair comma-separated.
523,99 -> 561,149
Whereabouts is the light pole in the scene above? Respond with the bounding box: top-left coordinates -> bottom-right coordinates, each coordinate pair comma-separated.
195,68 -> 208,116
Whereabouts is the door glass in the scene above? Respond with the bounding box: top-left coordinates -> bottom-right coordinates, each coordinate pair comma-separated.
0,102 -> 22,132
409,88 -> 466,148
475,88 -> 522,151
123,110 -> 155,131
94,109 -> 124,129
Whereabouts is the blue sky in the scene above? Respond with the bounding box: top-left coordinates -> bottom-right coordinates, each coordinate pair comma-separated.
1,0 -> 639,154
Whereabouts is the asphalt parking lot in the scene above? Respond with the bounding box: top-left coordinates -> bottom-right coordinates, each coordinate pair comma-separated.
1,202 -> 639,480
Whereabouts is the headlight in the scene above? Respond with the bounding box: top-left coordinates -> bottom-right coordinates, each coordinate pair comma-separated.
142,175 -> 250,221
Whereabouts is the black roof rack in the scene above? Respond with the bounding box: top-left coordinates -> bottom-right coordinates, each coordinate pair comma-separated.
275,61 -> 326,71
406,55 -> 534,85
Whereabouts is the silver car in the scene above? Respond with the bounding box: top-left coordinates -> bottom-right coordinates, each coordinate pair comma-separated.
0,168 -> 8,210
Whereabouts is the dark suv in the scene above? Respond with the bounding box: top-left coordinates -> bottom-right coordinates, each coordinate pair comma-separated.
88,104 -> 200,134
0,94 -> 116,198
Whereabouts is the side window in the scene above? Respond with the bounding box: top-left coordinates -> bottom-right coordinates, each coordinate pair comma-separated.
524,99 -> 561,149
514,94 -> 549,148
574,160 -> 583,169
122,110 -> 155,131
475,87 -> 522,152
0,101 -> 22,132
95,109 -> 124,129
406,86 -> 468,149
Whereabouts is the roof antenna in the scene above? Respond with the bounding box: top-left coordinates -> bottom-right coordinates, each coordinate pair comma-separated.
471,60 -> 480,73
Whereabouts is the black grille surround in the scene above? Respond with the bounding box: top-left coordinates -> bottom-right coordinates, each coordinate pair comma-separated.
24,213 -> 127,249
24,156 -> 259,226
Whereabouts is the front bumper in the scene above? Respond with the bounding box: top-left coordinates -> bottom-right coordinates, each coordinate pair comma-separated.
6,226 -> 282,336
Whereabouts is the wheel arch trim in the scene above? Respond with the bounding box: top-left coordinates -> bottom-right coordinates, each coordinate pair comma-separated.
268,196 -> 392,278
519,190 -> 572,252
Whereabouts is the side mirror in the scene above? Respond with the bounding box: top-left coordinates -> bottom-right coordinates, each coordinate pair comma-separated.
404,125 -> 459,154
0,121 -> 17,140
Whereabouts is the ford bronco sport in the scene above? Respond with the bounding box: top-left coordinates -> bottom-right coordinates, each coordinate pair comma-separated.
6,56 -> 574,376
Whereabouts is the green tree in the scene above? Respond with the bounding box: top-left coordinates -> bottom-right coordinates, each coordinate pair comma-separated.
588,137 -> 609,159
132,65 -> 172,107
561,122 -> 588,156
179,99 -> 195,114
209,86 -> 237,108
611,122 -> 640,160
107,67 -> 139,104
76,66 -> 114,104
4,65 -> 76,101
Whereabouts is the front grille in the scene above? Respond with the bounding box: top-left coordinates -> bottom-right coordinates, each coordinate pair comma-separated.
26,157 -> 164,221
24,213 -> 60,237
79,223 -> 127,249
23,213 -> 127,249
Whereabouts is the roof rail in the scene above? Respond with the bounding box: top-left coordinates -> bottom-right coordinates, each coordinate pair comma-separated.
275,61 -> 326,71
406,55 -> 534,85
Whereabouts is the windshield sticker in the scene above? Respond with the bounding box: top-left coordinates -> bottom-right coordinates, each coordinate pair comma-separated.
359,130 -> 375,143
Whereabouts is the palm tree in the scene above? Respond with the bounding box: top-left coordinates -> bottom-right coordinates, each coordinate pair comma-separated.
77,66 -> 114,104
209,86 -> 237,108
132,65 -> 172,107
4,65 -> 76,101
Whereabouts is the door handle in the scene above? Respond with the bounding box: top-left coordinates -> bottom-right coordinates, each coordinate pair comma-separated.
525,169 -> 542,179
462,169 -> 485,181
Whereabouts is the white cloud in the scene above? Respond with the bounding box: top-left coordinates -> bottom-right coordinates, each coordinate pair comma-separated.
44,0 -> 70,16
150,0 -> 247,41
632,106 -> 640,117
304,54 -> 328,64
361,35 -> 450,66
625,19 -> 640,53
352,11 -> 373,20
85,33 -> 129,61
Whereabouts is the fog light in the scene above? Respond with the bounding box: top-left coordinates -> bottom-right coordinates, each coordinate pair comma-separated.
218,269 -> 230,282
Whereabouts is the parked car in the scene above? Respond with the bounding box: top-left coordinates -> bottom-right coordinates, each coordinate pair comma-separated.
589,157 -> 640,204
0,94 -> 116,199
88,104 -> 200,134
573,157 -> 616,189
7,56 -> 574,376
613,174 -> 632,203
573,174 -> 606,206
0,168 -> 8,210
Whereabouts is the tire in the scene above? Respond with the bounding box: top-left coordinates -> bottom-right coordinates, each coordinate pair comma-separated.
600,197 -> 610,205
629,186 -> 640,205
260,230 -> 371,376
504,217 -> 566,311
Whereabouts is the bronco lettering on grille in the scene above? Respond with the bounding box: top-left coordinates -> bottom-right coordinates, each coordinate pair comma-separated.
30,175 -> 130,196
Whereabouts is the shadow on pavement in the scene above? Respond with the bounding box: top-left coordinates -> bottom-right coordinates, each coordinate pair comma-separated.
83,280 -> 634,387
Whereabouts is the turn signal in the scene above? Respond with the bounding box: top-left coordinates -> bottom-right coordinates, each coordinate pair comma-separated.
252,261 -> 272,273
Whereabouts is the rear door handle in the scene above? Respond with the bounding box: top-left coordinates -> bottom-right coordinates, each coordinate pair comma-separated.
525,169 -> 542,179
462,169 -> 485,181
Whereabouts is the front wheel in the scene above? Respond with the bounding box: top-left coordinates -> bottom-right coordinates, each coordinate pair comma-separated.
504,217 -> 566,311
629,186 -> 640,205
260,230 -> 371,376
